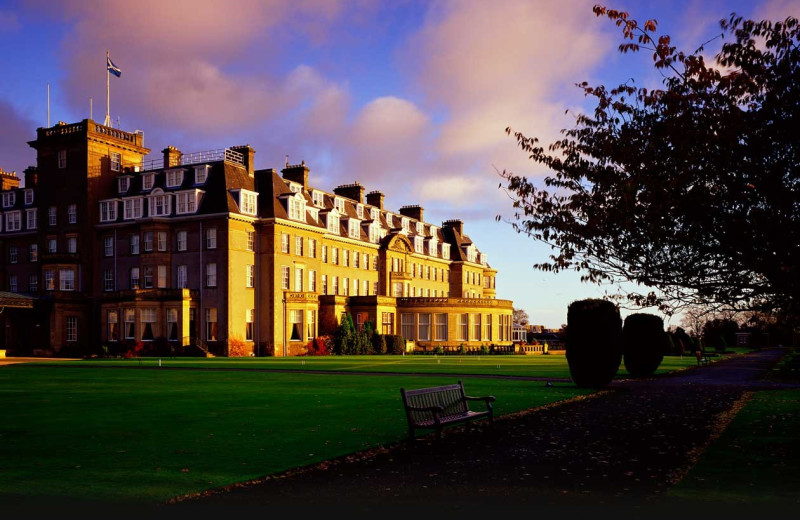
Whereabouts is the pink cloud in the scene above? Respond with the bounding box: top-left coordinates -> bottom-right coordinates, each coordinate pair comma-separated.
0,100 -> 37,180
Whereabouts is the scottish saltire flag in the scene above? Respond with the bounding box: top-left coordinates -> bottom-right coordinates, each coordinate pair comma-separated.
107,56 -> 121,77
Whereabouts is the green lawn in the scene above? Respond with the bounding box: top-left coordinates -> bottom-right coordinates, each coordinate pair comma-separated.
0,364 -> 593,505
27,351 -> 704,379
665,388 -> 800,506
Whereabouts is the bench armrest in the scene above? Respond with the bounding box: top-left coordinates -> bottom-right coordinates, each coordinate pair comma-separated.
405,404 -> 445,414
464,395 -> 496,403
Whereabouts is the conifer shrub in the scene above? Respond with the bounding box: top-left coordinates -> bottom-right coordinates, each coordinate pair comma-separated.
565,298 -> 622,387
385,334 -> 406,354
622,313 -> 666,377
371,333 -> 387,354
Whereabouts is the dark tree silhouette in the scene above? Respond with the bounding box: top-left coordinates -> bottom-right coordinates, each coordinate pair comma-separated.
499,6 -> 799,323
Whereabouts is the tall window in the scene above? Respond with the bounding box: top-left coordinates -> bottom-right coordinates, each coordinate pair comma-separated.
281,266 -> 290,290
177,265 -> 188,288
362,280 -> 369,296
309,270 -> 317,292
353,252 -> 360,269
124,309 -> 135,339
157,265 -> 167,288
8,275 -> 17,293
29,244 -> 38,262
307,310 -> 316,341
321,274 -> 328,295
8,246 -> 17,263
141,231 -> 152,252
471,313 -> 481,341
130,234 -> 140,254
333,276 -> 339,295
141,308 -> 156,341
44,270 -> 55,291
308,238 -> 316,258
484,314 -> 492,341
295,235 -> 303,256
67,236 -> 77,253
104,236 -> 114,256
104,269 -> 114,291
343,250 -> 349,267
458,313 -> 469,341
143,266 -> 153,288
49,206 -> 57,226
418,313 -> 431,341
331,247 -> 338,265
166,169 -> 183,187
246,309 -> 255,341
290,310 -> 303,341
157,231 -> 167,251
177,230 -> 187,251
110,152 -> 121,172
167,309 -> 179,341
401,313 -> 414,340
59,269 -> 75,291
205,263 -> 217,287
142,173 -> 154,191
65,316 -> 77,342
322,245 -> 328,263
246,231 -> 255,252
28,274 -> 38,292
47,237 -> 57,253
381,312 -> 394,335
67,204 -> 77,224
107,311 -> 119,342
295,267 -> 304,292
281,233 -> 290,253
434,313 -> 448,341
194,164 -> 209,184
58,150 -> 66,169
130,267 -> 140,289
26,208 -> 37,229
246,265 -> 254,288
206,227 -> 217,249
205,308 -> 218,341
343,277 -> 349,296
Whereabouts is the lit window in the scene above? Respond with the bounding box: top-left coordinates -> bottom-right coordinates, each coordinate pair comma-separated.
157,265 -> 167,288
288,194 -> 305,221
29,244 -> 38,262
111,152 -> 121,172
290,309 -> 303,341
165,169 -> 184,187
44,270 -> 55,291
238,190 -> 258,215
307,310 -> 316,341
107,311 -> 119,341
123,309 -> 136,339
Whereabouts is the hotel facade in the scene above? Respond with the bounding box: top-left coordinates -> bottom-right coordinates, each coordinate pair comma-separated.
0,119 -> 513,356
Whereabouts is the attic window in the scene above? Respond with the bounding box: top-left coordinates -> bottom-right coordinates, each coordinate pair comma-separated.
118,177 -> 131,193
2,192 -> 15,208
288,182 -> 302,194
312,190 -> 325,207
416,221 -> 423,234
401,218 -> 410,233
428,238 -> 438,257
414,236 -> 423,253
24,189 -> 34,205
238,189 -> 258,216
368,222 -> 380,243
356,204 -> 364,219
165,169 -> 184,188
370,207 -> 379,220
288,193 -> 305,221
194,165 -> 209,184
142,173 -> 155,191
348,219 -> 361,239
326,210 -> 340,234
442,243 -> 451,260
334,197 -> 345,213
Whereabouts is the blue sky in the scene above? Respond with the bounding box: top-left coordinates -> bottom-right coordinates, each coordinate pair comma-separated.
1,0 -> 796,328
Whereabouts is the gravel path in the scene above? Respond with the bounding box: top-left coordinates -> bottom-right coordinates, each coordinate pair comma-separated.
169,348 -> 796,515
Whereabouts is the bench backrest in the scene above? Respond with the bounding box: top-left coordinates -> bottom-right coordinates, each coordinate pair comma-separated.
402,382 -> 468,423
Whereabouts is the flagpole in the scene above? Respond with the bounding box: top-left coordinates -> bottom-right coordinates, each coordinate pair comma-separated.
104,50 -> 111,126
47,83 -> 50,127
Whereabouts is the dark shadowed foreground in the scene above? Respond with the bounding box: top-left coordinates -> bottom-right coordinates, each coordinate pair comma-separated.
166,349 -> 796,518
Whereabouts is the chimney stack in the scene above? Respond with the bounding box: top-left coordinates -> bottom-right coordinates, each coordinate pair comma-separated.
0,168 -> 20,190
23,166 -> 38,189
443,219 -> 464,235
366,190 -> 384,210
281,160 -> 309,188
333,182 -> 365,204
230,145 -> 256,177
399,205 -> 424,222
162,146 -> 182,168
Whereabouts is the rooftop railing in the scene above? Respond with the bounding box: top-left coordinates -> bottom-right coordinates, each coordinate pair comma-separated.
138,148 -> 244,172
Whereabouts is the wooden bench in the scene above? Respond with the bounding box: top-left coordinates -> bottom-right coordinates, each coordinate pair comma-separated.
400,380 -> 495,441
695,351 -> 710,366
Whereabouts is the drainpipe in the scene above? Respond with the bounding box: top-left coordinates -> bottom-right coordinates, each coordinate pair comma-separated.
282,295 -> 287,357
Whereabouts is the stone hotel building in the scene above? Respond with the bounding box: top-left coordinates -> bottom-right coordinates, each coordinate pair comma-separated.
0,119 -> 513,356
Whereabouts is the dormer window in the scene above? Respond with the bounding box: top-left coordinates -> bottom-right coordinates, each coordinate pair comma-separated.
5,210 -> 21,231
142,173 -> 155,191
148,188 -> 171,217
176,190 -> 202,214
194,165 -> 209,184
165,169 -> 184,188
356,204 -> 364,219
401,218 -> 410,233
442,243 -> 451,260
479,252 -> 487,265
24,189 -> 34,205
288,193 -> 305,221
334,197 -> 345,213
1,192 -> 15,208
118,176 -> 131,193
368,222 -> 380,243
110,152 -> 121,172
312,190 -> 325,208
99,200 -> 118,222
370,207 -> 379,220
428,238 -> 438,257
414,236 -> 423,253
326,209 -> 340,234
348,218 -> 361,239
466,244 -> 477,263
307,207 -> 319,222
123,197 -> 143,220
237,189 -> 258,216
416,221 -> 423,234
385,213 -> 393,228
288,181 -> 302,194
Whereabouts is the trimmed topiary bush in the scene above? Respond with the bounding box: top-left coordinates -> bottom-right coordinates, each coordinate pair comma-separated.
622,313 -> 666,378
565,298 -> 622,387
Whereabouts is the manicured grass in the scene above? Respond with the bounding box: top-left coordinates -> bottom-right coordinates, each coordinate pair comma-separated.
665,389 -> 800,506
28,351 -> 703,379
0,365 -> 593,505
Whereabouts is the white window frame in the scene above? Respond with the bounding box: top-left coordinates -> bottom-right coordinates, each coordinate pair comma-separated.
246,265 -> 254,288
206,227 -> 217,249
2,192 -> 15,208
348,219 -> 360,239
288,193 -> 305,221
110,152 -> 121,172
165,169 -> 184,188
67,204 -> 77,224
118,176 -> 131,193
206,263 -> 217,287
26,208 -> 37,229
5,211 -> 21,232
99,200 -> 117,222
59,269 -> 75,291
24,189 -> 34,205
194,164 -> 209,184
312,190 -> 325,208
177,265 -> 188,288
142,173 -> 154,191
123,197 -> 143,220
326,210 -> 340,234
177,230 -> 187,251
